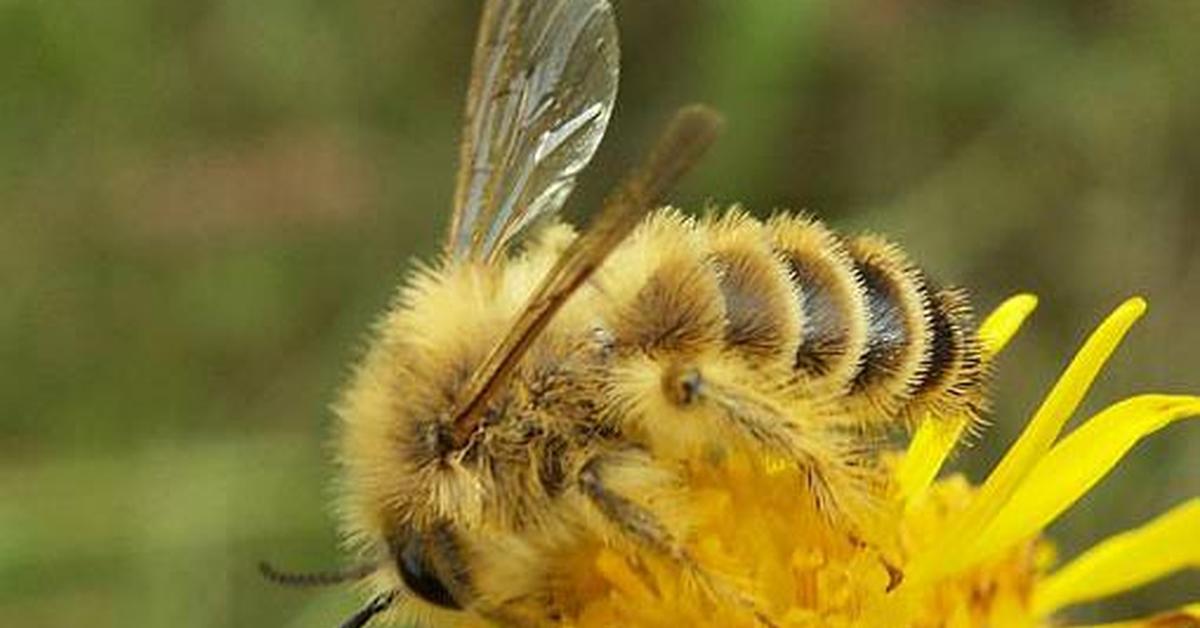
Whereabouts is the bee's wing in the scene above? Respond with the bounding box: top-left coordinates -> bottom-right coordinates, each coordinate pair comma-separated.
445,0 -> 619,263
450,105 -> 724,445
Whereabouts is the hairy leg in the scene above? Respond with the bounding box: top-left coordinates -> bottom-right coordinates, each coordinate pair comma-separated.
661,362 -> 878,531
577,452 -> 778,626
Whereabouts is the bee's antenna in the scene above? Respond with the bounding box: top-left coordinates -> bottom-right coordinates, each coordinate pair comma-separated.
339,591 -> 398,628
258,560 -> 376,588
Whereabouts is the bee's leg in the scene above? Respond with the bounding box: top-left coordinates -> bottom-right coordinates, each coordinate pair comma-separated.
662,363 -> 877,529
577,453 -> 684,561
577,453 -> 779,627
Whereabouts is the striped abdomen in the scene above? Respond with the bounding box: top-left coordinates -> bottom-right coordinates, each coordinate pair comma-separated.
764,215 -> 986,424
606,210 -> 987,427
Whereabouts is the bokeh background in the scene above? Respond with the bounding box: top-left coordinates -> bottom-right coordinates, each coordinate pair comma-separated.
3,1 -> 1198,626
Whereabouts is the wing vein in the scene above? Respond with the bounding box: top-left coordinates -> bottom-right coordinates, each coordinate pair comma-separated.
445,0 -> 619,263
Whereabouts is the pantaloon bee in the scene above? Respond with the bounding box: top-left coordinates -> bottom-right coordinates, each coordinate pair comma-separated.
263,1 -> 988,626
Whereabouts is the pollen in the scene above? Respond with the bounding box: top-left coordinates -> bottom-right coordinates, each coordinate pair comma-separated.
555,296 -> 1200,628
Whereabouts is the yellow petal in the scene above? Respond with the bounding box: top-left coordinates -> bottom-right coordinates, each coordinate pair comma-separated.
969,395 -> 1200,565
908,297 -> 1147,582
977,293 -> 1042,356
896,294 -> 1039,506
895,414 -> 971,508
1033,499 -> 1200,615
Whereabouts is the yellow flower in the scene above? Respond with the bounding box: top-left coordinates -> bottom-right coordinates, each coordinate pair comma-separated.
563,296 -> 1200,628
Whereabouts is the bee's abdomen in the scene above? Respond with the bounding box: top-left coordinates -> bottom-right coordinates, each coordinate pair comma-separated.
736,213 -> 987,424
603,210 -> 986,426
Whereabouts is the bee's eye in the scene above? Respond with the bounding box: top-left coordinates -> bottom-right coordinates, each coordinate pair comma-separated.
396,534 -> 464,610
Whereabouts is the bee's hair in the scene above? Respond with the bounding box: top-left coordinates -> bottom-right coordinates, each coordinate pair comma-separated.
257,560 -> 376,588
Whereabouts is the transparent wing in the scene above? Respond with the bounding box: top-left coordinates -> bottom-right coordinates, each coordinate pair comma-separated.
446,0 -> 619,262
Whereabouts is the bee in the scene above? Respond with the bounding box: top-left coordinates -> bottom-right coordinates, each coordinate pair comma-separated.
262,1 -> 987,626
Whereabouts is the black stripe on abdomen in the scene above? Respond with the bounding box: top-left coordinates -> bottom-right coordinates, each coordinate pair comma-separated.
769,216 -> 868,394
841,235 -> 932,421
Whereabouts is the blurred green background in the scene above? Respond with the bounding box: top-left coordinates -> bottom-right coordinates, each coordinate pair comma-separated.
2,0 -> 1197,626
